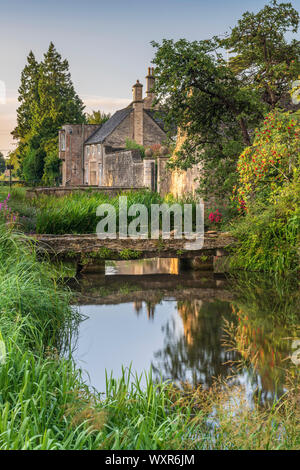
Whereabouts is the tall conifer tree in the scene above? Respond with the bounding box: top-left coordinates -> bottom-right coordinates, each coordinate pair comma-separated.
33,42 -> 85,139
12,51 -> 39,141
13,42 -> 85,183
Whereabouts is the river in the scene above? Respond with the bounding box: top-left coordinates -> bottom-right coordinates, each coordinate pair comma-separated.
67,258 -> 299,404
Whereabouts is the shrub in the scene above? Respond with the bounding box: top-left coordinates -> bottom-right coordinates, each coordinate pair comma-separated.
125,138 -> 146,158
230,176 -> 300,274
235,109 -> 300,210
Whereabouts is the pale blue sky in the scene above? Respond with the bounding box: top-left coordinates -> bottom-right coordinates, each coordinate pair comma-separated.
0,0 -> 299,154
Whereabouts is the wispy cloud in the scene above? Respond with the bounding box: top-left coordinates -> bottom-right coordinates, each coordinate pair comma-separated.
82,95 -> 131,113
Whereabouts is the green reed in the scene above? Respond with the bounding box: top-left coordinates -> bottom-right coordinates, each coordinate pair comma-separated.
35,190 -> 164,234
34,189 -> 198,235
0,223 -> 299,450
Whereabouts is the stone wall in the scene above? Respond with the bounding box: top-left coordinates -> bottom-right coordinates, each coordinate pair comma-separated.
157,127 -> 202,199
103,149 -> 144,187
59,124 -> 99,186
169,163 -> 202,198
157,155 -> 201,198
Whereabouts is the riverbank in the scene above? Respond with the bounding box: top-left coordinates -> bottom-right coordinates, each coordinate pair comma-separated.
0,223 -> 299,449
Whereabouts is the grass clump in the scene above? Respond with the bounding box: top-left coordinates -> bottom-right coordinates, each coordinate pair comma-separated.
35,190 -> 163,234
0,223 -> 299,449
0,223 -> 102,449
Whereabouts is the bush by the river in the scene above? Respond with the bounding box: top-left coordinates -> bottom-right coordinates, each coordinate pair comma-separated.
230,109 -> 300,274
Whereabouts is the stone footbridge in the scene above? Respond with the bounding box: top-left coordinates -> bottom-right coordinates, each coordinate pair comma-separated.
33,232 -> 235,271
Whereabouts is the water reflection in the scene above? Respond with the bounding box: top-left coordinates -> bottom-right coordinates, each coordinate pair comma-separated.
69,259 -> 300,403
152,299 -> 237,386
106,258 -> 180,276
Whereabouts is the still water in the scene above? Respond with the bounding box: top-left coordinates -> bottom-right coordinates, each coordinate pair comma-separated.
69,259 -> 299,402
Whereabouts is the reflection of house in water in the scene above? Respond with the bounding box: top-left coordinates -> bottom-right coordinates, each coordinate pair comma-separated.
108,258 -> 179,276
133,297 -> 211,338
133,301 -> 143,315
151,298 -> 236,387
146,302 -> 156,320
176,300 -> 203,346
133,301 -> 156,319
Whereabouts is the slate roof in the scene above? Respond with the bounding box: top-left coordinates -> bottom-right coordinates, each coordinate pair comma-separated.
144,109 -> 166,132
84,105 -> 168,145
85,107 -> 133,144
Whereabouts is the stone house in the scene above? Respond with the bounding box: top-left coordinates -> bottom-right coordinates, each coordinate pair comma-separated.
59,67 -> 167,188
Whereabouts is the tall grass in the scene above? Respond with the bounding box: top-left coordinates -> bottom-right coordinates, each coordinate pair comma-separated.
0,187 -> 36,232
1,188 -> 199,235
35,190 -> 163,234
0,223 -> 299,449
0,223 -> 207,449
0,225 -> 78,351
35,190 -> 199,235
0,224 -> 101,449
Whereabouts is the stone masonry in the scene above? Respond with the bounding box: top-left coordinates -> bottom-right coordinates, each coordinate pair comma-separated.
59,67 -> 166,188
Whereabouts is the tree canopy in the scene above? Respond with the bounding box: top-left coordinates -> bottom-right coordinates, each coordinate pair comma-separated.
13,42 -> 86,184
222,0 -> 300,107
86,110 -> 111,125
151,0 -> 300,200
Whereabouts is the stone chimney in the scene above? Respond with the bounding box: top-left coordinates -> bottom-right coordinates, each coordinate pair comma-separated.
132,79 -> 143,145
144,67 -> 156,109
145,67 -> 155,105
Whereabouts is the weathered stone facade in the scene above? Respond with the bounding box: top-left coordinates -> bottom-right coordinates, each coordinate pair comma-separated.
157,128 -> 202,198
103,149 -> 144,187
157,155 -> 201,198
59,67 -> 166,188
59,124 -> 99,186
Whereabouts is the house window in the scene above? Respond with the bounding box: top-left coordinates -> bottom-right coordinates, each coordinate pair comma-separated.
97,144 -> 101,155
60,132 -> 66,151
86,146 -> 90,157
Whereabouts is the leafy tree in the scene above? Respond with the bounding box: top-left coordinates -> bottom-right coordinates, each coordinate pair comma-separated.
22,146 -> 45,183
6,149 -> 21,177
42,151 -> 61,186
230,99 -> 300,274
42,138 -> 61,186
86,109 -> 111,125
221,0 -> 300,107
152,38 -> 264,200
35,42 -> 85,133
0,152 -> 5,174
151,1 -> 300,200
